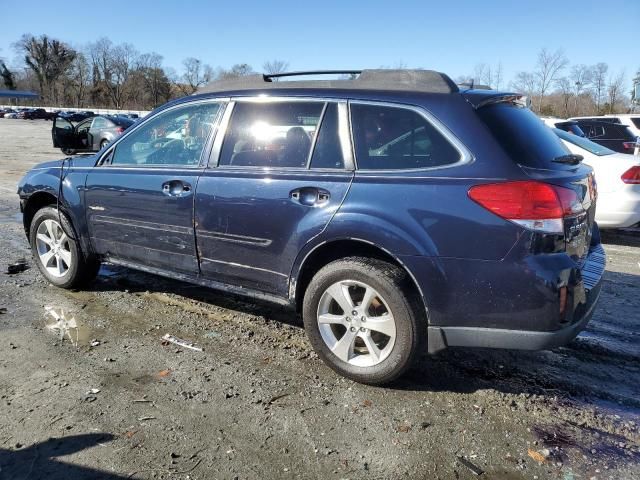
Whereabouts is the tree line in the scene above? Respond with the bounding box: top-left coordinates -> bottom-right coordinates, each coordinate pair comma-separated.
1,35 -> 638,117
0,34 -> 289,110
458,49 -> 639,117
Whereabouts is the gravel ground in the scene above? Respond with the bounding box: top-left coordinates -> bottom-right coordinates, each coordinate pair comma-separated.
0,119 -> 638,479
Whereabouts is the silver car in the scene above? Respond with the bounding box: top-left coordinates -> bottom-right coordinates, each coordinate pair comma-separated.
52,115 -> 135,155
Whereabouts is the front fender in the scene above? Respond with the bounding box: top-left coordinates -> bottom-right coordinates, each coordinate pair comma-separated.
18,159 -> 92,258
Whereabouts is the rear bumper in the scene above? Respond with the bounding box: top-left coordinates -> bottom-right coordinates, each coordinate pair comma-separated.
402,241 -> 606,354
427,276 -> 601,352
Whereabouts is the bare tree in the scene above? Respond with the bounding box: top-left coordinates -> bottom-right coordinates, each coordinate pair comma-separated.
263,59 -> 289,80
569,64 -> 592,115
459,62 -> 502,89
178,57 -> 214,95
606,70 -> 625,114
137,52 -> 171,107
555,77 -> 573,118
217,63 -> 254,79
15,34 -> 76,103
591,62 -> 608,114
69,53 -> 90,107
511,71 -> 536,96
532,48 -> 568,113
107,43 -> 138,109
493,62 -> 503,90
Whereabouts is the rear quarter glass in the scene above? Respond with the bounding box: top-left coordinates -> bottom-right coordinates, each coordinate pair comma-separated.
477,103 -> 573,170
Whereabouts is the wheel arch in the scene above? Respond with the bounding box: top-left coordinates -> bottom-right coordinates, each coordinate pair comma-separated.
22,191 -> 58,238
290,238 -> 429,319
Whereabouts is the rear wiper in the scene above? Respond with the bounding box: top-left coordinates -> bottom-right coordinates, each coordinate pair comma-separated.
552,154 -> 583,165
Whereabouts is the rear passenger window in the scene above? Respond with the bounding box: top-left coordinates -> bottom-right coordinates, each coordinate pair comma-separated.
351,104 -> 460,170
219,101 -> 323,168
310,103 -> 344,169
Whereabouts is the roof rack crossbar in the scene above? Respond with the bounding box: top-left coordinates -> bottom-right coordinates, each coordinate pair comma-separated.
263,70 -> 362,81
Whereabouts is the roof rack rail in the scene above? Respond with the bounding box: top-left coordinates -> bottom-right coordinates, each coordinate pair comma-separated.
197,69 -> 459,95
263,70 -> 362,81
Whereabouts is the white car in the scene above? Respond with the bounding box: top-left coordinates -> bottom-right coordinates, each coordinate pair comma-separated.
552,127 -> 640,228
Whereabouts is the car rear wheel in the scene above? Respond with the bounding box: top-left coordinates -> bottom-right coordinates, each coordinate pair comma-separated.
30,206 -> 100,289
100,139 -> 110,149
302,257 -> 425,385
61,148 -> 76,156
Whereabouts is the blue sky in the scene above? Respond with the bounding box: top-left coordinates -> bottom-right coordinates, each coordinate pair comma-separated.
1,0 -> 638,84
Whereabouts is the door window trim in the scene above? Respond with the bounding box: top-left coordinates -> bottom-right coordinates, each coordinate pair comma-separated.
94,98 -> 229,169
348,100 -> 473,172
207,96 -> 355,171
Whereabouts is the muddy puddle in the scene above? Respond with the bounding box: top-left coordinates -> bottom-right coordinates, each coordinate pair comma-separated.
44,305 -> 93,347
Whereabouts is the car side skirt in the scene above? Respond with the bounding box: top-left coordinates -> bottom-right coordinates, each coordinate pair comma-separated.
104,257 -> 292,307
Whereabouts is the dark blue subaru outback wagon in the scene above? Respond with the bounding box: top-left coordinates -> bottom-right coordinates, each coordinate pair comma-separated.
17,70 -> 605,385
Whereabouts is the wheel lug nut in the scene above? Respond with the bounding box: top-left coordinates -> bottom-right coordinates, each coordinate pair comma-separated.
346,317 -> 351,322
361,317 -> 366,322
350,327 -> 356,332
360,327 -> 366,332
351,310 -> 358,316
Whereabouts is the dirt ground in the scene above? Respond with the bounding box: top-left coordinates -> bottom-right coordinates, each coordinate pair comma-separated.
0,118 -> 638,480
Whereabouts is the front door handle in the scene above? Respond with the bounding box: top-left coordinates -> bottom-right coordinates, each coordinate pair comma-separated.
290,187 -> 330,206
162,180 -> 192,197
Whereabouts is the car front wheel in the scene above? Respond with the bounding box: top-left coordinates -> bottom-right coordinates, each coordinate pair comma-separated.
302,257 -> 425,385
30,206 -> 99,288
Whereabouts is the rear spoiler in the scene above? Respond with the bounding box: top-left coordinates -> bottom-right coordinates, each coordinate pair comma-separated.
462,92 -> 531,110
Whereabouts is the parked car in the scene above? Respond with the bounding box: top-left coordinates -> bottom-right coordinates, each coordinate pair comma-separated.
543,120 -> 640,228
52,115 -> 135,155
0,108 -> 16,118
570,114 -> 640,138
5,108 -> 28,119
18,69 -> 605,385
23,108 -> 57,120
59,111 -> 95,123
571,119 -> 639,156
15,108 -> 32,119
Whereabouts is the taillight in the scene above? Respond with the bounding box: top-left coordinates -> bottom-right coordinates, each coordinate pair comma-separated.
621,166 -> 640,184
116,127 -> 125,134
623,141 -> 639,150
468,181 -> 583,234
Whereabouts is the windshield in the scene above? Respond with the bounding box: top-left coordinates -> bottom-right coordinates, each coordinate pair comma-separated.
553,128 -> 615,156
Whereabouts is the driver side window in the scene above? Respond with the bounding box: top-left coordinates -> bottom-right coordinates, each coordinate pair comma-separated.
110,102 -> 222,167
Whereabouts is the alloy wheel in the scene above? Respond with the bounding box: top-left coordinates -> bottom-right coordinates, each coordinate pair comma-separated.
317,280 -> 397,367
35,219 -> 72,278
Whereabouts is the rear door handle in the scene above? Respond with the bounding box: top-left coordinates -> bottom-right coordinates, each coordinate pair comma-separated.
290,187 -> 330,206
162,180 -> 192,197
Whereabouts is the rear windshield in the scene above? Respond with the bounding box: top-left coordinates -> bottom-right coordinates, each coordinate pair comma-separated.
630,118 -> 640,129
553,128 -> 615,156
477,103 -> 570,169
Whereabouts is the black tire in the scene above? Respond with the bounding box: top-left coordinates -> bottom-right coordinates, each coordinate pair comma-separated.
302,257 -> 425,385
61,148 -> 76,156
29,206 -> 100,289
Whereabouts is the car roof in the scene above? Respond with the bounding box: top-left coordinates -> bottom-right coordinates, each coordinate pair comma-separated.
197,69 -> 459,95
